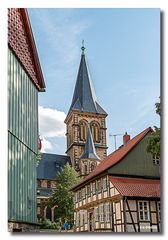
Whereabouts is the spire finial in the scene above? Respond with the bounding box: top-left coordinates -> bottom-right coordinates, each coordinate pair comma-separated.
81,40 -> 85,55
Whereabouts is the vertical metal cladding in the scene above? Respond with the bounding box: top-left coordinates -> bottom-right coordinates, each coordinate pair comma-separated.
8,48 -> 38,224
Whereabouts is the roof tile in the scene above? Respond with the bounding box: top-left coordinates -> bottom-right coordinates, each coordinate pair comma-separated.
109,176 -> 160,197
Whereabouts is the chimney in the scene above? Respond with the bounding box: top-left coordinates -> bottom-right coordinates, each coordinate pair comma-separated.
123,132 -> 130,145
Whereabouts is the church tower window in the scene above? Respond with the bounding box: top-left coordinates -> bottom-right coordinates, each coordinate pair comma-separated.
79,121 -> 87,141
91,122 -> 100,143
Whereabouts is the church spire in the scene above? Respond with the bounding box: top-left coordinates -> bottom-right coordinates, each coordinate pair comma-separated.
80,124 -> 100,160
68,45 -> 107,115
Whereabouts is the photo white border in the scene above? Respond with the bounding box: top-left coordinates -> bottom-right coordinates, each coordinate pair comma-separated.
0,0 -> 167,239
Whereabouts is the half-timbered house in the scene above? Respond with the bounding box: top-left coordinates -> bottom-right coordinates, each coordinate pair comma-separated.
72,127 -> 160,232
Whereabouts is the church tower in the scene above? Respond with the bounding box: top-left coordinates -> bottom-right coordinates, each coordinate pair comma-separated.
64,44 -> 108,175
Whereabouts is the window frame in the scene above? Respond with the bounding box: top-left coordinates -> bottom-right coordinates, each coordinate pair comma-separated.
76,212 -> 79,227
102,177 -> 107,191
97,179 -> 102,193
157,201 -> 161,222
153,157 -> 160,165
91,121 -> 100,143
92,182 -> 96,195
84,210 -> 88,224
99,204 -> 104,222
94,206 -> 99,222
79,121 -> 87,141
78,190 -> 82,201
105,203 -> 110,222
138,201 -> 150,221
82,187 -> 86,199
87,184 -> 91,197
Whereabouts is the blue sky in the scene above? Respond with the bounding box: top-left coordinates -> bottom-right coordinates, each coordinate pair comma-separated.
28,8 -> 160,155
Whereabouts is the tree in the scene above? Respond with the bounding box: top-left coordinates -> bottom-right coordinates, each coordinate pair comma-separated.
147,99 -> 160,159
48,163 -> 79,226
36,149 -> 41,167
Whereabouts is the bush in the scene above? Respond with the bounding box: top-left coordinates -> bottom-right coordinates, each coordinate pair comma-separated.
41,219 -> 58,229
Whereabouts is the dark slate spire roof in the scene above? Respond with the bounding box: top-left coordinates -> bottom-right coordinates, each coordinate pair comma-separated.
69,47 -> 107,115
80,125 -> 100,160
37,153 -> 71,180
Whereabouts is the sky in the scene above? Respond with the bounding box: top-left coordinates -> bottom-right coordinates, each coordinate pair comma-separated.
27,8 -> 160,155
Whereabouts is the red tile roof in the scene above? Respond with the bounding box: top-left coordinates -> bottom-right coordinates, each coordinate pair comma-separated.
109,176 -> 160,197
72,127 -> 152,190
8,9 -> 45,91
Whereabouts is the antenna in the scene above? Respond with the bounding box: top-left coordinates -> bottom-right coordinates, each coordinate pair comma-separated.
109,133 -> 123,150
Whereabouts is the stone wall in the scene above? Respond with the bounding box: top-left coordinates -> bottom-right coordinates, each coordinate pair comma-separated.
8,221 -> 40,232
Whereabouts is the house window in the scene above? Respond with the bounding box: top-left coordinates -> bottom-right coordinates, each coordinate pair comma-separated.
92,182 -> 96,195
157,201 -> 161,221
47,181 -> 51,188
97,180 -> 102,193
105,203 -> 110,222
84,210 -> 88,223
153,157 -> 160,165
79,190 -> 82,201
138,201 -> 150,221
76,212 -> 79,227
75,192 -> 78,202
91,122 -> 100,143
79,121 -> 87,141
87,184 -> 91,196
94,207 -> 99,221
80,211 -> 84,226
37,198 -> 41,204
82,188 -> 86,199
99,204 -> 104,222
103,177 -> 107,191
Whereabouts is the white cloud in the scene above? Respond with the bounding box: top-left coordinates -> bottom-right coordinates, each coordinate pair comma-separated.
41,137 -> 54,153
38,105 -> 66,138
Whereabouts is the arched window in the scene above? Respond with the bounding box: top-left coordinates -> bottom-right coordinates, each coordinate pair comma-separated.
84,165 -> 87,175
91,163 -> 95,171
91,122 -> 100,143
79,120 -> 87,141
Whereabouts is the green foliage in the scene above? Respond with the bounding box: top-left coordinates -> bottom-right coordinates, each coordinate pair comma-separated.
48,163 -> 79,225
41,219 -> 57,229
36,149 -> 41,167
155,98 -> 161,116
147,99 -> 160,159
147,126 -> 160,159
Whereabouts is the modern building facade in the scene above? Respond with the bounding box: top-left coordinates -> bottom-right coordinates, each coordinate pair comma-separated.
8,8 -> 45,232
72,128 -> 160,232
64,46 -> 108,177
36,153 -> 71,222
